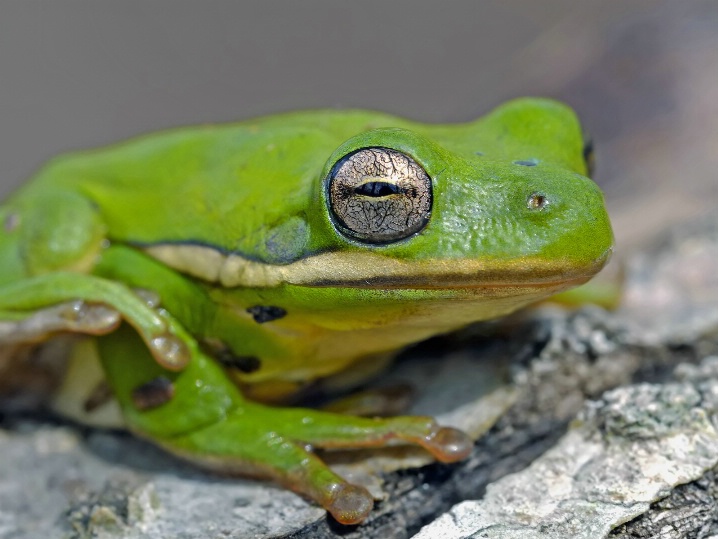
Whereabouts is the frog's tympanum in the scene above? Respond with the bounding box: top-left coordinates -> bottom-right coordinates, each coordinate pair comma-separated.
0,98 -> 612,524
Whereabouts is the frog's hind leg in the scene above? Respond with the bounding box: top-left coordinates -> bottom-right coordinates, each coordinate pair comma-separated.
174,408 -> 469,524
99,325 -> 472,525
175,392 -> 472,525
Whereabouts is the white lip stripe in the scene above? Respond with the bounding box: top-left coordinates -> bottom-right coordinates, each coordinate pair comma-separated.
144,244 -> 611,289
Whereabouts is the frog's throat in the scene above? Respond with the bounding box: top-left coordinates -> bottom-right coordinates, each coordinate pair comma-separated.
143,244 -> 612,290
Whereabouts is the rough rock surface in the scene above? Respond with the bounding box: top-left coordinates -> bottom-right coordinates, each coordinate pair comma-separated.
415,360 -> 718,539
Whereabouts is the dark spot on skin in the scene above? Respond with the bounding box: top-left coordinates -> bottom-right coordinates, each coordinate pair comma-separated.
216,350 -> 262,373
247,305 -> 287,323
131,377 -> 175,411
583,137 -> 595,177
514,159 -> 538,167
83,381 -> 114,413
3,213 -> 19,232
474,151 -> 484,156
200,339 -> 262,374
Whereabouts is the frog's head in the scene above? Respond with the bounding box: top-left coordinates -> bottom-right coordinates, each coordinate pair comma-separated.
298,98 -> 613,294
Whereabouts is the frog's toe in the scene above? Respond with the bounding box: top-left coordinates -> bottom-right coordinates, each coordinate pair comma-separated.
275,411 -> 474,464
0,300 -> 121,343
423,426 -> 473,463
146,331 -> 191,371
326,483 -> 374,525
268,438 -> 374,525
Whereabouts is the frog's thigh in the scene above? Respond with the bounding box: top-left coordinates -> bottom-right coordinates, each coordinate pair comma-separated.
0,274 -> 191,370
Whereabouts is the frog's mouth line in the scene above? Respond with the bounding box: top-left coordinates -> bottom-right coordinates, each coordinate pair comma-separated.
296,273 -> 596,290
144,244 -> 612,290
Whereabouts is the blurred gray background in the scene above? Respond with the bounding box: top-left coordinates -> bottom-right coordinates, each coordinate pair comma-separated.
1,1 -> 716,251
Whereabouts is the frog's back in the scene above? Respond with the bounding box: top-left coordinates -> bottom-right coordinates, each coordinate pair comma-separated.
12,110 -> 407,261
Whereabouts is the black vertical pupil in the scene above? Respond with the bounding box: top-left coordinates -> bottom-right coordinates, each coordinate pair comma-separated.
354,181 -> 401,197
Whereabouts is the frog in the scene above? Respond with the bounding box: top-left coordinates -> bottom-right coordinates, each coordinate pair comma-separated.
0,97 -> 613,525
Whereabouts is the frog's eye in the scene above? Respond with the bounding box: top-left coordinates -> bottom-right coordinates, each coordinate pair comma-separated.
327,147 -> 432,244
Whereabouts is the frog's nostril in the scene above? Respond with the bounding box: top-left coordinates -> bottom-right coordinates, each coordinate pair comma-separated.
527,192 -> 549,210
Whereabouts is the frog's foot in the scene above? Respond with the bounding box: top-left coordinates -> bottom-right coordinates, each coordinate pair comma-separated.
0,273 -> 191,370
98,326 -> 472,524
164,405 -> 472,525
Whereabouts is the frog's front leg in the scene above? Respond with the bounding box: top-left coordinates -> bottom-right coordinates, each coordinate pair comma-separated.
0,191 -> 192,370
99,325 -> 472,525
0,274 -> 192,370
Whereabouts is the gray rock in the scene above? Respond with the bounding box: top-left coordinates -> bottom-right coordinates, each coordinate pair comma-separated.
0,425 -> 324,539
414,364 -> 718,539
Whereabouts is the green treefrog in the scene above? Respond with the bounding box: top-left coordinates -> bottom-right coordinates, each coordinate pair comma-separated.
0,98 -> 612,524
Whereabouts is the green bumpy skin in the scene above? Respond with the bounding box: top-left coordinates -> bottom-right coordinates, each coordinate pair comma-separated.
0,98 -> 613,524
